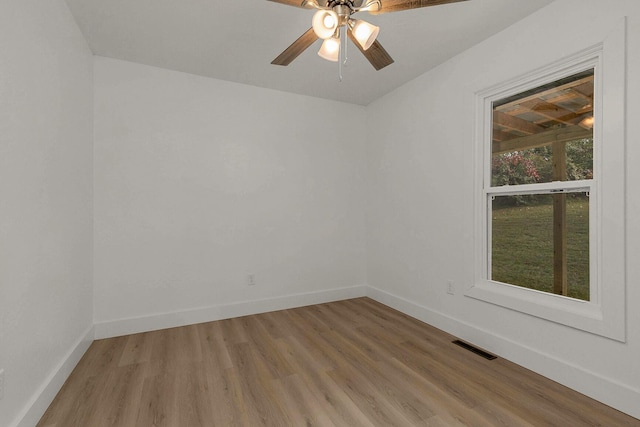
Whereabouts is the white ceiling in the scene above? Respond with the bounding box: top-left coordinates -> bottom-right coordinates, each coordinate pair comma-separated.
64,0 -> 554,105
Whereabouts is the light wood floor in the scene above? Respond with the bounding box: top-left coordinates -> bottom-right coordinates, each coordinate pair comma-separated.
38,297 -> 639,426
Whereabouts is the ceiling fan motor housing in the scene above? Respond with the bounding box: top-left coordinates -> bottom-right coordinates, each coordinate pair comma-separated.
326,0 -> 377,14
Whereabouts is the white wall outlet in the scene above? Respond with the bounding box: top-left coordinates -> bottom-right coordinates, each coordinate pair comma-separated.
447,280 -> 455,295
0,369 -> 5,400
248,274 -> 255,286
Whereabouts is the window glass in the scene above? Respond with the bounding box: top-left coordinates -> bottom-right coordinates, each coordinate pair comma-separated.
491,70 -> 594,186
491,192 -> 590,301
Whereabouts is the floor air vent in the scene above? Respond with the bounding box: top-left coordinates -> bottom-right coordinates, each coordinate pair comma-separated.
452,340 -> 497,360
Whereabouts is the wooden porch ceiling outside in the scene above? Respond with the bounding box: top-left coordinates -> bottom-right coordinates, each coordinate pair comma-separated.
492,73 -> 594,155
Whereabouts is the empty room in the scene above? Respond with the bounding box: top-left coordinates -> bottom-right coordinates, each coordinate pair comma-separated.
1,0 -> 639,425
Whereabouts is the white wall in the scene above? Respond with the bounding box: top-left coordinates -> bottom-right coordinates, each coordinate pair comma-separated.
93,57 -> 367,335
366,0 -> 640,418
0,1 -> 94,426
4,0 -> 639,423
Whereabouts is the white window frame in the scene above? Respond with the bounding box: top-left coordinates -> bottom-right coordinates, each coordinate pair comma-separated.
467,24 -> 627,342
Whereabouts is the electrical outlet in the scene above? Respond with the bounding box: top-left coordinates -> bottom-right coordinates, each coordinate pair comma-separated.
447,280 -> 455,295
0,369 -> 5,400
248,274 -> 255,286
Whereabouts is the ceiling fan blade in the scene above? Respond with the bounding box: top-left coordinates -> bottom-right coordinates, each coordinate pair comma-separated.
272,28 -> 319,66
268,0 -> 329,9
347,30 -> 394,70
267,0 -> 305,8
372,0 -> 468,14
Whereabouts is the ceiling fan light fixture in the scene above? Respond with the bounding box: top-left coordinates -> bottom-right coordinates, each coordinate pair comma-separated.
350,19 -> 379,50
312,9 -> 339,39
318,36 -> 340,62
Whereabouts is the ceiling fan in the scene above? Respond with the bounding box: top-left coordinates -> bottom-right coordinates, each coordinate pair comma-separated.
269,0 -> 468,71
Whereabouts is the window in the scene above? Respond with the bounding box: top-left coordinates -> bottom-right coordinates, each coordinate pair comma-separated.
490,70 -> 594,302
468,28 -> 627,341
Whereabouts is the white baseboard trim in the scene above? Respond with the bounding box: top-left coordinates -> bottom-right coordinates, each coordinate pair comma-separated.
94,285 -> 368,339
12,324 -> 95,427
365,286 -> 640,420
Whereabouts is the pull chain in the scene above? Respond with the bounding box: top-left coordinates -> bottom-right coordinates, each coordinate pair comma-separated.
338,26 -> 343,82
343,27 -> 348,66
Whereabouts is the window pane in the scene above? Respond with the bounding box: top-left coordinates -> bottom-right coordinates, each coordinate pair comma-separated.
491,70 -> 594,187
491,193 -> 589,301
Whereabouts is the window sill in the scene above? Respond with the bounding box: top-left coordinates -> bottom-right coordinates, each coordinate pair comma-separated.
465,280 -> 625,342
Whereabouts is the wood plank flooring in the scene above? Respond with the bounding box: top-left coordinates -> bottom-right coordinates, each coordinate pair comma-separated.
37,298 -> 639,426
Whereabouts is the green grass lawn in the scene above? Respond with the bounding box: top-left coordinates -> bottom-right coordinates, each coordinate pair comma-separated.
491,195 -> 590,301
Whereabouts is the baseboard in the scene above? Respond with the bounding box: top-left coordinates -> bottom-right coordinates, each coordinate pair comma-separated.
365,286 -> 640,420
12,324 -> 95,427
94,285 -> 368,339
